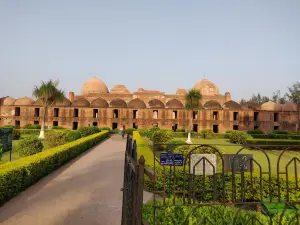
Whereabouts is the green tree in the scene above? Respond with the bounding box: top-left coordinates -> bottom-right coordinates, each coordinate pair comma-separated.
249,93 -> 269,104
286,82 -> 300,132
185,89 -> 202,143
272,90 -> 286,104
33,80 -> 65,139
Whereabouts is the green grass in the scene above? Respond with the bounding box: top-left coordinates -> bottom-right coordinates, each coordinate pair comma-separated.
0,134 -> 49,165
171,138 -> 300,174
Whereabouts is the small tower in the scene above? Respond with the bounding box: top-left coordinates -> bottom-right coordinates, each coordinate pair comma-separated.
225,92 -> 231,102
69,91 -> 74,102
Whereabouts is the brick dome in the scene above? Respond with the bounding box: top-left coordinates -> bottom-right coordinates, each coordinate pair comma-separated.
204,100 -> 222,109
15,97 -> 35,106
193,79 -> 219,96
166,99 -> 184,108
261,101 -> 282,111
128,98 -> 146,109
81,77 -> 109,96
110,85 -> 130,94
241,102 -> 261,110
282,102 -> 297,111
176,88 -> 187,96
223,100 -> 241,109
2,97 -> 16,106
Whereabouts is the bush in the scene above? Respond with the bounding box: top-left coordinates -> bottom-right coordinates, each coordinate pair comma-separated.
166,139 -> 186,152
270,130 -> 289,135
100,127 -> 111,131
133,131 -> 155,167
147,127 -> 161,140
45,130 -> 68,148
65,130 -> 82,142
2,125 -> 15,128
201,129 -> 215,139
152,130 -> 172,151
52,126 -> 64,130
17,129 -> 48,136
246,139 -> 300,150
78,126 -> 100,137
176,128 -> 185,132
0,130 -> 109,205
17,137 -> 43,157
126,128 -> 136,135
138,128 -> 150,137
224,130 -> 233,138
24,124 -> 41,129
12,129 -> 21,140
228,130 -> 249,144
0,144 -> 2,161
143,200 -> 272,225
251,134 -> 300,140
247,129 -> 264,134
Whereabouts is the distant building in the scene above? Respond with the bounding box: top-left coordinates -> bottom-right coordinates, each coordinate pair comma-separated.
0,77 -> 298,133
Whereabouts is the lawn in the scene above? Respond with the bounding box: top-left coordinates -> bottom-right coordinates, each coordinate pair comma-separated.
0,134 -> 49,165
147,137 -> 300,175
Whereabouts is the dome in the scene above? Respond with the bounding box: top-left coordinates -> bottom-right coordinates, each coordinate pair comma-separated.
72,98 -> 90,107
203,100 -> 222,109
166,99 -> 184,108
282,102 -> 297,112
176,88 -> 187,96
193,79 -> 219,96
91,98 -> 109,108
15,97 -> 35,106
223,100 -> 241,109
241,102 -> 261,110
148,99 -> 165,108
128,98 -> 146,109
110,85 -> 130,94
110,98 -> 127,108
54,98 -> 72,107
2,97 -> 16,106
261,101 -> 282,111
81,77 -> 109,96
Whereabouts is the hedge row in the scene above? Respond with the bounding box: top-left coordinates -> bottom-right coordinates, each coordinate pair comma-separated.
251,134 -> 300,140
246,139 -> 300,150
0,130 -> 109,205
16,129 -> 49,135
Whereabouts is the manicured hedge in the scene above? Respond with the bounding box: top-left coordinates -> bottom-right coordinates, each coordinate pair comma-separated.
143,199 -> 298,225
0,130 -> 109,205
251,134 -> 300,140
246,139 -> 300,150
16,129 -> 48,135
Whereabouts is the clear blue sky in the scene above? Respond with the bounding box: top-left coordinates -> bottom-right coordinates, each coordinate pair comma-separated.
0,0 -> 299,101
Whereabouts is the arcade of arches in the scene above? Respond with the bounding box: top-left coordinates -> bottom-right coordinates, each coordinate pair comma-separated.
0,77 -> 298,133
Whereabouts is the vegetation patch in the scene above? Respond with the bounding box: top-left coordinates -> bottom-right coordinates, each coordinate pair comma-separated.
16,136 -> 43,156
0,130 -> 109,205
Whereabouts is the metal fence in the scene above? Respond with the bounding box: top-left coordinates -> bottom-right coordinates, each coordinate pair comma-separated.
121,139 -> 300,224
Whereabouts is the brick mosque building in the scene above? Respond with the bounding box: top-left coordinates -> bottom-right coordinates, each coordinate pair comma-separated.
0,77 -> 298,133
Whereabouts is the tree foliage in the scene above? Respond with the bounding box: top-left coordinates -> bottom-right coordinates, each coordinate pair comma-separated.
185,89 -> 202,132
286,82 -> 300,104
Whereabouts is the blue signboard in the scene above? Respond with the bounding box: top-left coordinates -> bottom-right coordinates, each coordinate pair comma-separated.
160,153 -> 184,166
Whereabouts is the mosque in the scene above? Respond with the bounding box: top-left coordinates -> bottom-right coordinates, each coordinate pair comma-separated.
0,77 -> 298,133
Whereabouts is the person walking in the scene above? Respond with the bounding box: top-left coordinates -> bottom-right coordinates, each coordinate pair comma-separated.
122,125 -> 126,139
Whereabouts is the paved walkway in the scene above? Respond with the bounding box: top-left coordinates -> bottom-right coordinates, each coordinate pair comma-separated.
0,135 -> 126,225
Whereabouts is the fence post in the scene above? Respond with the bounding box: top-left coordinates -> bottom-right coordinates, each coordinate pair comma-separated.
136,156 -> 145,225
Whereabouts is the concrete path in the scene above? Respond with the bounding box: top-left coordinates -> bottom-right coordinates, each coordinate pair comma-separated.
0,135 -> 126,225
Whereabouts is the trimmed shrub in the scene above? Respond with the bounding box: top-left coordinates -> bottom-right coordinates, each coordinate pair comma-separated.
138,128 -> 150,137
246,139 -> 300,150
126,128 -> 136,135
133,131 -> 155,167
17,137 -> 43,157
45,130 -> 68,148
143,200 -> 272,225
2,125 -> 15,128
17,129 -> 47,136
0,130 -> 109,205
224,130 -> 233,138
166,139 -> 186,152
228,130 -> 249,144
12,129 -> 21,140
100,127 -> 111,131
78,126 -> 100,137
176,128 -> 185,132
251,134 -> 300,140
270,130 -> 289,135
65,130 -> 81,142
24,124 -> 41,129
148,127 -> 160,140
52,126 -> 64,130
152,130 -> 172,151
0,144 -> 2,161
201,129 -> 215,139
247,129 -> 264,134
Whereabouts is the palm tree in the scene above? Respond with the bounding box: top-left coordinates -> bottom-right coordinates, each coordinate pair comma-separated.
33,80 -> 65,139
185,89 -> 202,144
